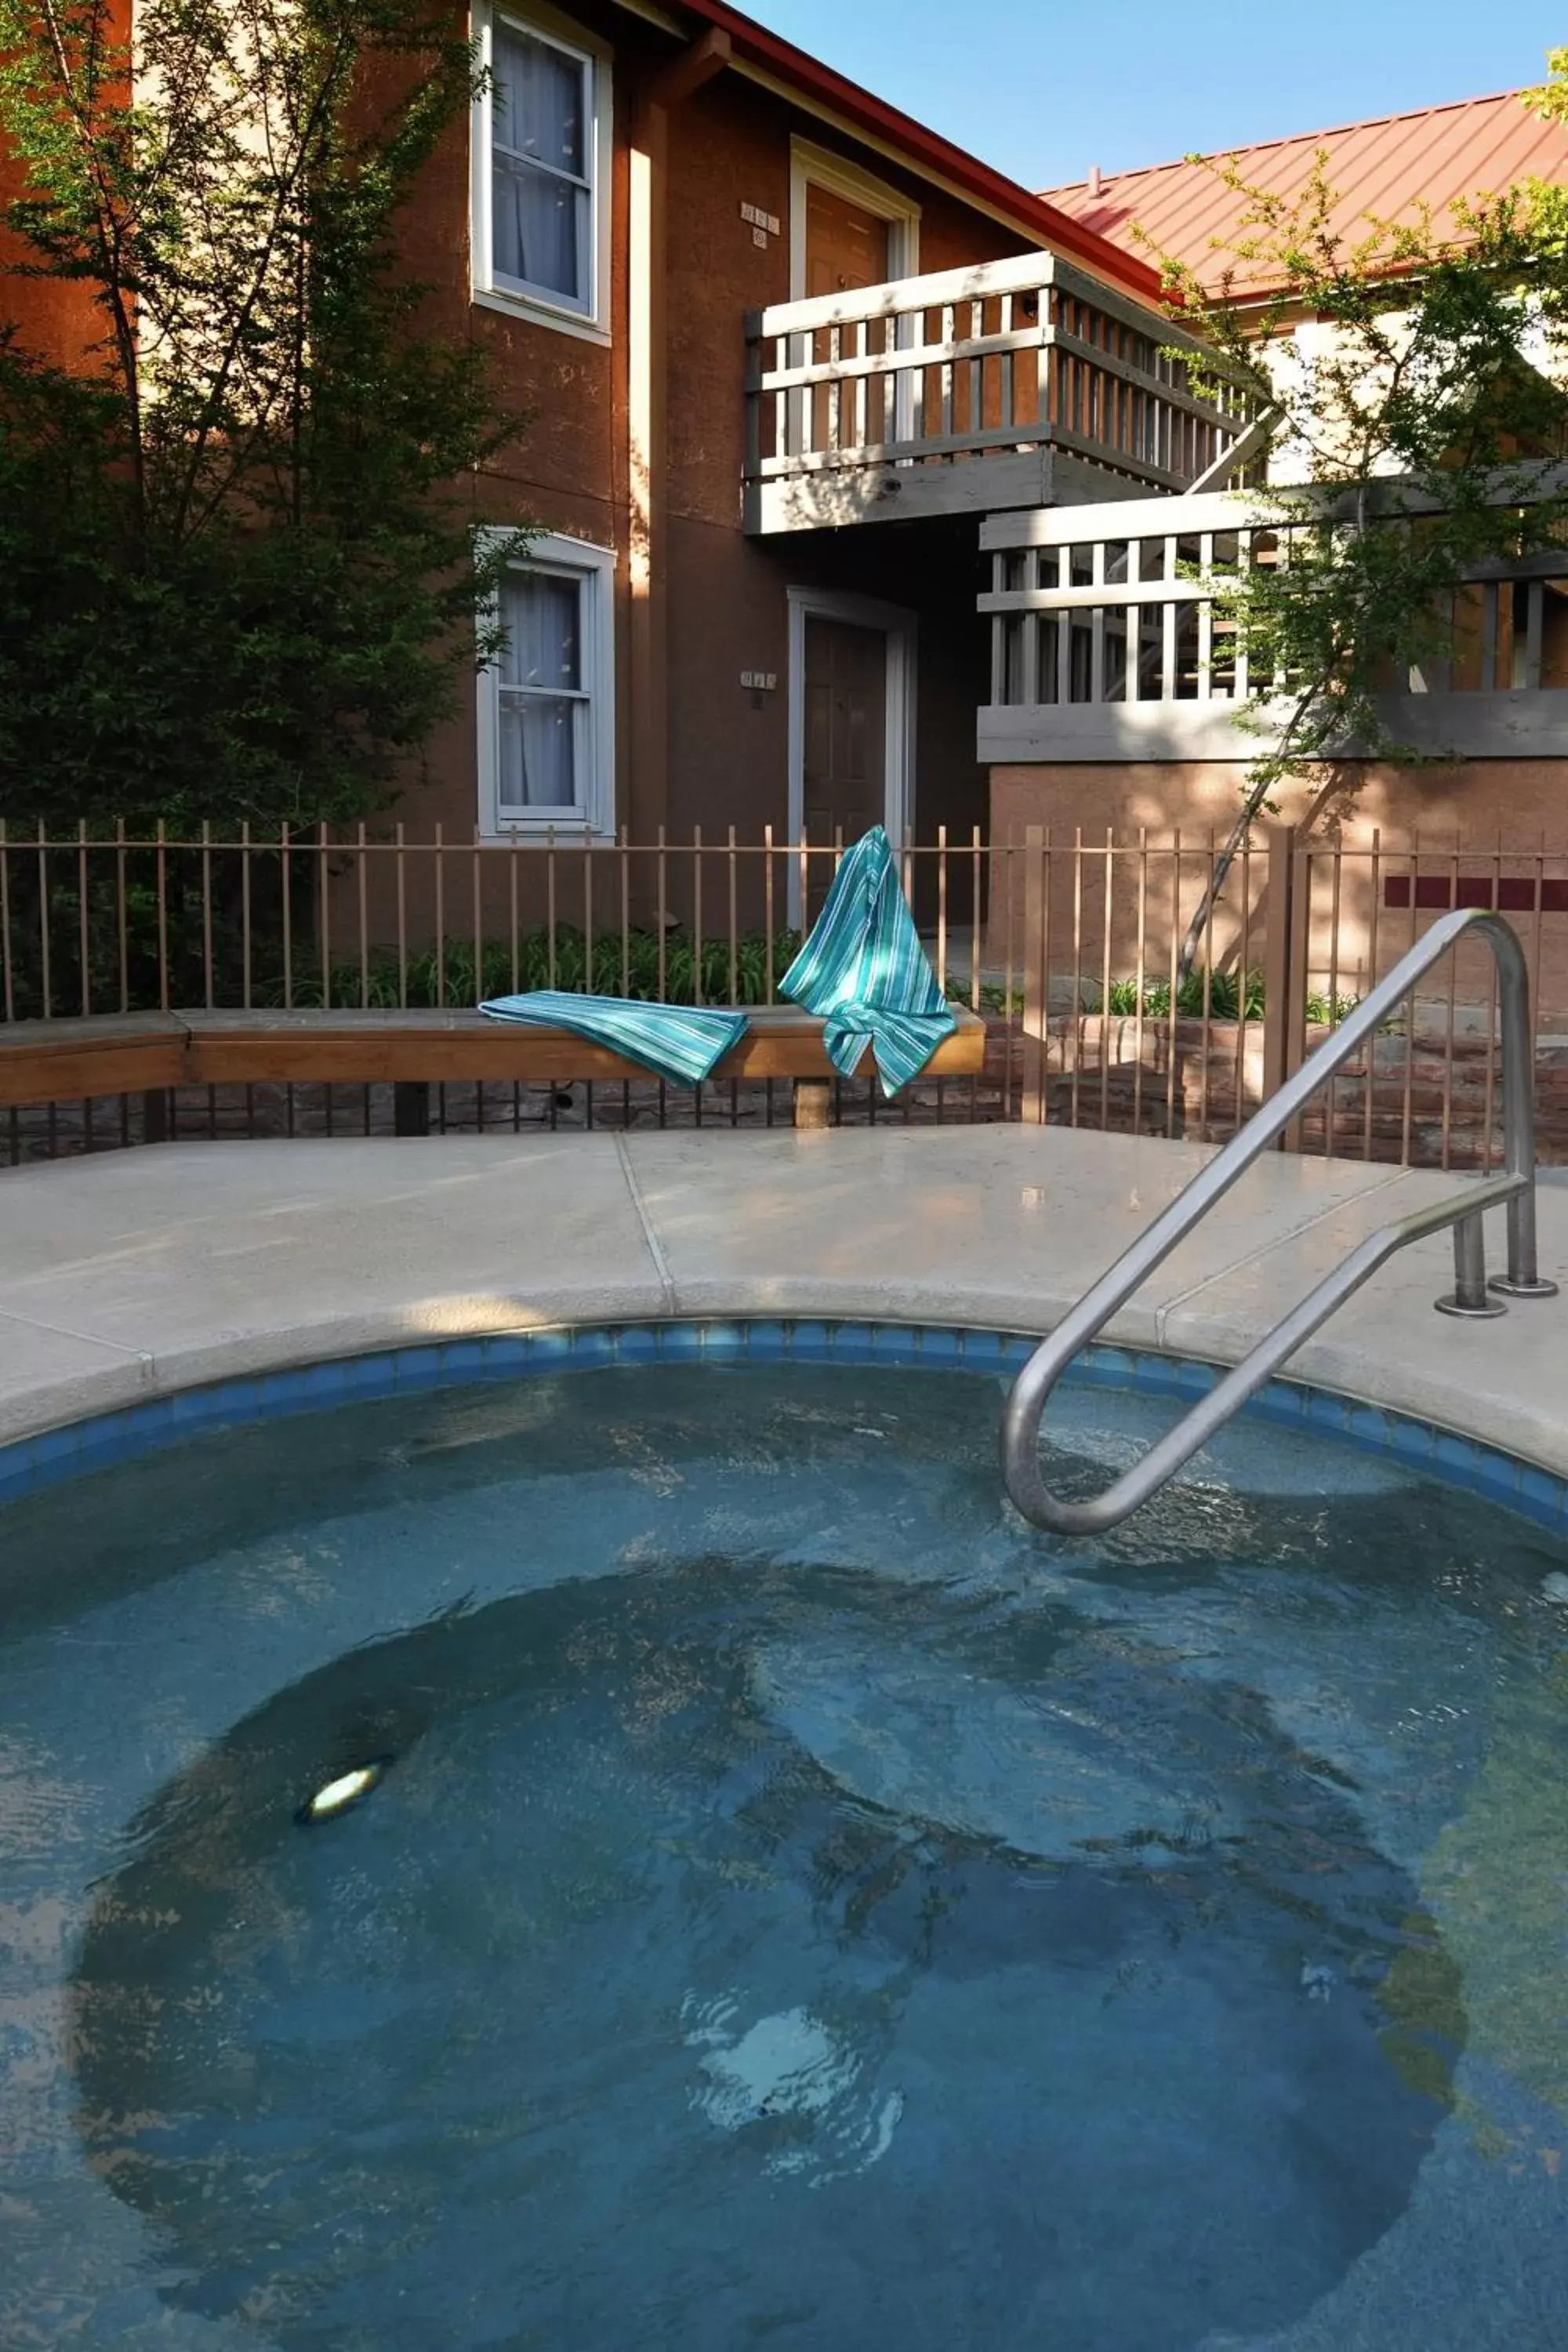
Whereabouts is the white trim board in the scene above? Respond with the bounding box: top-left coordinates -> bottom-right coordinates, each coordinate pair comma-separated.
786,586 -> 918,924
976,688 -> 1568,767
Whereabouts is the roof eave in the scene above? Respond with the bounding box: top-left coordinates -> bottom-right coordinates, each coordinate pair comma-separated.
638,0 -> 1166,299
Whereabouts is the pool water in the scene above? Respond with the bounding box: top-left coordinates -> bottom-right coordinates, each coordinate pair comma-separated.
4,1352 -> 1568,2350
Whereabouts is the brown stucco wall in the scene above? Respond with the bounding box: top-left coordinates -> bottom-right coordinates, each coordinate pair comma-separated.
0,0 -> 132,368
989,757 -> 1568,1022
990,757 -> 1568,847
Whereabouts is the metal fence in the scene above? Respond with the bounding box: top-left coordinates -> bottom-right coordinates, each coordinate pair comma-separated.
0,826 -> 1010,1160
5,821 -> 1567,1171
1007,824 -> 1568,1174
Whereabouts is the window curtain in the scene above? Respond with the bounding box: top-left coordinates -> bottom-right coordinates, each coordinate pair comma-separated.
498,572 -> 583,811
492,28 -> 587,303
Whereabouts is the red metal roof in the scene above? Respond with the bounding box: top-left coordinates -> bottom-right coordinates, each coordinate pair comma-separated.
1039,89 -> 1568,298
650,0 -> 1164,298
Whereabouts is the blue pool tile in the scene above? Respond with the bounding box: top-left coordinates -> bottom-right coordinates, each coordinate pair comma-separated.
30,1425 -> 82,1468
1309,1391 -> 1357,1440
611,1326 -> 661,1364
1518,1464 -> 1566,1524
1472,1456 -> 1520,1508
1385,1414 -> 1438,1467
1433,1428 -> 1482,1481
0,1439 -> 31,1492
74,1438 -> 135,1479
0,1314 -> 1563,1533
527,1330 -> 575,1367
695,1323 -> 748,1359
1242,1387 -> 1291,1431
16,1450 -> 64,1496
76,1406 -> 138,1457
227,1374 -> 271,1421
259,1367 -> 310,1413
568,1330 -> 619,1369
170,1385 -> 224,1428
1143,1353 -> 1206,1401
830,1324 -> 880,1363
1441,1437 -> 1503,1498
1345,1403 -> 1393,1450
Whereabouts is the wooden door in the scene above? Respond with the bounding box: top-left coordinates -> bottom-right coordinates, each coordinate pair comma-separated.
804,184 -> 889,301
804,185 -> 889,454
802,615 -> 887,912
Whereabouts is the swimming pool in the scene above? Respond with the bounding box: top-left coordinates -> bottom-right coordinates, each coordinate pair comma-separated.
3,1325 -> 1567,2350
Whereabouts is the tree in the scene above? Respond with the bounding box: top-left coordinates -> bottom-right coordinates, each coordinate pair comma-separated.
0,0 -> 528,833
1145,70 -> 1568,977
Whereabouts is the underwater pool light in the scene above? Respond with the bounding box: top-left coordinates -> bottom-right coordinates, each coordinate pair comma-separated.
297,1761 -> 389,1824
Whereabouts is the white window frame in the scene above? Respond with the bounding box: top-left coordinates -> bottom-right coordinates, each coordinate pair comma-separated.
477,528 -> 617,841
470,2 -> 613,344
788,137 -> 920,299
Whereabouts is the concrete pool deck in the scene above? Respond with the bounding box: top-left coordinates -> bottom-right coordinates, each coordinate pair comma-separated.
2,1125 -> 1568,1473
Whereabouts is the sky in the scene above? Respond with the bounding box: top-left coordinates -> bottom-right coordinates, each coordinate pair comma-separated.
742,2 -> 1568,190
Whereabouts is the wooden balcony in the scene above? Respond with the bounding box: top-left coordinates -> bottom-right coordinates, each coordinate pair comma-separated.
976,480 -> 1568,763
743,252 -> 1249,535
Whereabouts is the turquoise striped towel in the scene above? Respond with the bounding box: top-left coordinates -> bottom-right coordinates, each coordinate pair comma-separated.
781,828 -> 956,1096
477,989 -> 748,1086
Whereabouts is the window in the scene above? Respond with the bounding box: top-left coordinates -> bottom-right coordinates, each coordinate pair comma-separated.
472,6 -> 611,339
477,532 -> 615,839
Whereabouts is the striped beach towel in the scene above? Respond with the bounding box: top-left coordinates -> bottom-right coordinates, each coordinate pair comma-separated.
477,989 -> 748,1087
781,828 -> 956,1096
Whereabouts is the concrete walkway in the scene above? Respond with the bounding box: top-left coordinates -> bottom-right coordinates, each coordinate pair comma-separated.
2,1127 -> 1566,1472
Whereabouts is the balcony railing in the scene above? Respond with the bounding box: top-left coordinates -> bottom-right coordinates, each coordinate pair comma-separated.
978,480 -> 1568,763
743,252 -> 1251,534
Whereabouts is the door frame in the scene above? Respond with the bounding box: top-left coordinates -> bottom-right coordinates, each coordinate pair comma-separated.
788,139 -> 921,300
786,586 -> 918,924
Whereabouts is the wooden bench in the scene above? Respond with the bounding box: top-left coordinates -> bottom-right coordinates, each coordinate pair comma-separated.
0,1004 -> 988,1132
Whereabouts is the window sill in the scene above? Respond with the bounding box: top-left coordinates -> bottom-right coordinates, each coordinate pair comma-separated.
480,822 -> 617,844
472,285 -> 611,347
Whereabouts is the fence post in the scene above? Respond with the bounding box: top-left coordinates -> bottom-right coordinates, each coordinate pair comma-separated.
1022,826 -> 1046,1126
1261,825 -> 1307,1145
394,1081 -> 431,1138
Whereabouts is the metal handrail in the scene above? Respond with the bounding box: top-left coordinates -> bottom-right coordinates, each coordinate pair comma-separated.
1001,907 -> 1558,1536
